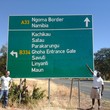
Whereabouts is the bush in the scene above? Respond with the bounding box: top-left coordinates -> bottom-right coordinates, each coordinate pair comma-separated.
8,80 -> 46,106
32,85 -> 46,100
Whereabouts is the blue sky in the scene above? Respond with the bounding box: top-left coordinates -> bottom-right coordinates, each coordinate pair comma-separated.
0,0 -> 110,53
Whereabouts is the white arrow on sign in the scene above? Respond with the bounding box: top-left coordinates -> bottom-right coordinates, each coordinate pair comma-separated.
10,50 -> 18,58
84,17 -> 90,27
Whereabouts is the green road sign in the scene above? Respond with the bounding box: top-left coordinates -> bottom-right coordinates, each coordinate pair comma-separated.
7,15 -> 94,78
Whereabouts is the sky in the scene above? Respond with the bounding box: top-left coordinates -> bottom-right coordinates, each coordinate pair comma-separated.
0,0 -> 110,53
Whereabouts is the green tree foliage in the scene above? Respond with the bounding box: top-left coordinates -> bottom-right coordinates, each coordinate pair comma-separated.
0,45 -> 7,76
94,48 -> 110,80
32,85 -> 46,100
0,45 -> 7,55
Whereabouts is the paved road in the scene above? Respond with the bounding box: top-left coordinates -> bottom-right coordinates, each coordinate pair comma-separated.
51,79 -> 110,100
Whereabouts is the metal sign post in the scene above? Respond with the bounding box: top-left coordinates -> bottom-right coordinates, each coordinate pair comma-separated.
78,79 -> 80,108
48,78 -> 51,107
69,78 -> 73,103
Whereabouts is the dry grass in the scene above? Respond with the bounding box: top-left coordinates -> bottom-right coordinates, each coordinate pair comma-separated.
0,79 -> 110,110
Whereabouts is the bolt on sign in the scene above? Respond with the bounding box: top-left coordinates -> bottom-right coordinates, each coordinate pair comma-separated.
7,15 -> 94,78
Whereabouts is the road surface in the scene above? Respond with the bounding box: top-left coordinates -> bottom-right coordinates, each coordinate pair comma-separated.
51,79 -> 110,100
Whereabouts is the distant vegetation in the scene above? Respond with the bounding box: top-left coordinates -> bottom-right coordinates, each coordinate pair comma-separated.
0,45 -> 110,80
0,45 -> 7,76
94,48 -> 110,80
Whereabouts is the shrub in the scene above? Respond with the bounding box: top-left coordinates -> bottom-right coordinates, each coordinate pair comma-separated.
8,80 -> 46,106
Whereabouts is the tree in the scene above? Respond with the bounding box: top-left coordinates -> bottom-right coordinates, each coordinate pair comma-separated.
0,45 -> 7,55
0,45 -> 7,76
94,48 -> 110,80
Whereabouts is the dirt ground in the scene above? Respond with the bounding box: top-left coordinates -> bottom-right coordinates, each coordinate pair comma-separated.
0,79 -> 110,110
